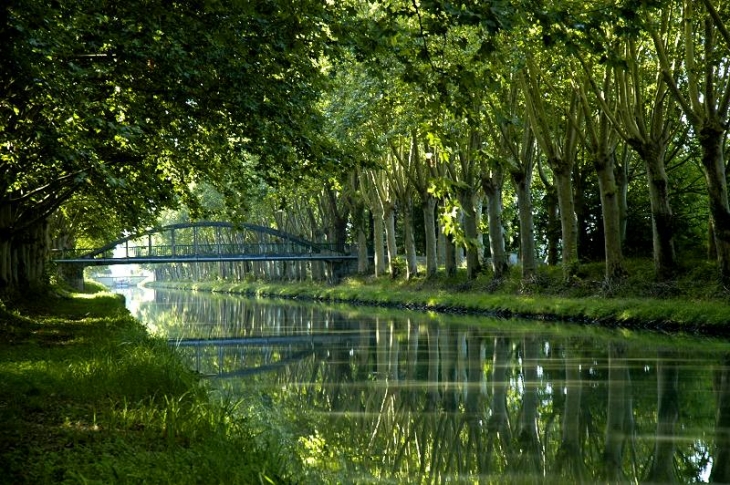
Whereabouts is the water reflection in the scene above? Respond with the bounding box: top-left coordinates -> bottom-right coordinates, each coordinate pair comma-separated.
124,289 -> 730,484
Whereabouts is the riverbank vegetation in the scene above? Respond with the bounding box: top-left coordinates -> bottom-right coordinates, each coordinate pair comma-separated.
147,257 -> 730,336
0,284 -> 306,484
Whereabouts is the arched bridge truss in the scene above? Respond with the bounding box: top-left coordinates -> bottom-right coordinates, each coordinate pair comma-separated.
53,221 -> 356,266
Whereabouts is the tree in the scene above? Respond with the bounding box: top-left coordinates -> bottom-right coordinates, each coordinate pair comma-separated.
487,75 -> 539,281
522,59 -> 581,280
414,137 -> 440,279
389,138 -> 420,280
481,161 -> 510,279
570,9 -> 683,281
1,0 -> 343,292
574,72 -> 626,284
646,0 -> 730,282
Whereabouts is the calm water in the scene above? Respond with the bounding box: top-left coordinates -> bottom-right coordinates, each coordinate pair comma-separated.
118,287 -> 730,484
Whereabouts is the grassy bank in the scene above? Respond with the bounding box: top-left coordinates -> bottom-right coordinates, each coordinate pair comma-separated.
0,283 -> 302,484
148,259 -> 730,336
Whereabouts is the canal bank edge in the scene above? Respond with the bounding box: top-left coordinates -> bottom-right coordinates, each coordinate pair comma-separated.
144,279 -> 730,338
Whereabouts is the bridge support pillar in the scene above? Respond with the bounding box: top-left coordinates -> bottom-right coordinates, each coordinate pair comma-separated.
58,264 -> 85,291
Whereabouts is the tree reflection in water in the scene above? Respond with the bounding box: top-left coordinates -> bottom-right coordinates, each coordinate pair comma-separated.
130,289 -> 725,484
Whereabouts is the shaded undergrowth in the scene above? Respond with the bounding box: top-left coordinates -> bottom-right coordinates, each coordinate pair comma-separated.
0,285 -> 303,484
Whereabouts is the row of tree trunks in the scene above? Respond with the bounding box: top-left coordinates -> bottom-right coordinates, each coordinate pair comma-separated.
0,209 -> 51,293
153,260 -> 331,282
647,0 -> 730,284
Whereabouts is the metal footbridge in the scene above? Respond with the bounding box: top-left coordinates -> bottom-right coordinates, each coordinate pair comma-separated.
53,221 -> 357,266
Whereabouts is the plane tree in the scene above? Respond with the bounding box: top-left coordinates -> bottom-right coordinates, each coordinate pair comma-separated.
573,69 -> 626,284
643,0 -> 730,283
485,68 -> 539,282
521,57 -> 581,280
558,5 -> 684,281
388,136 -> 420,280
441,119 -> 485,281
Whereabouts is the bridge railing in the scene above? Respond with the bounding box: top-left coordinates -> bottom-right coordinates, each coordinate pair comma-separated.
51,248 -> 112,259
53,242 -> 350,261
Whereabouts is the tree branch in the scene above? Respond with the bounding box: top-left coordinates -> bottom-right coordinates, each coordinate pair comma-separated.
701,0 -> 730,52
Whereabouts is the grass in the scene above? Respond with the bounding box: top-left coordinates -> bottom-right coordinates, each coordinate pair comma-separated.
0,284 -> 306,485
147,258 -> 730,335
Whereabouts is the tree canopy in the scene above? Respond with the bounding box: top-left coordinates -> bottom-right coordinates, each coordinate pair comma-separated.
2,0 -> 730,291
1,0 -> 346,289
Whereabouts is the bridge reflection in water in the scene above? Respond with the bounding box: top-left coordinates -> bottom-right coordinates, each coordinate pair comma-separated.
125,288 -> 729,484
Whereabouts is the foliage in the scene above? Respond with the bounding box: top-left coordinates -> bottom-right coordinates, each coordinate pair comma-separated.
3,0 -> 729,292
1,0 -> 350,290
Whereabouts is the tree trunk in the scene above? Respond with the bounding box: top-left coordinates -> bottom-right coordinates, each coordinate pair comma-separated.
372,209 -> 386,278
616,153 -> 629,247
12,219 -> 50,291
593,151 -> 626,284
553,161 -> 579,278
482,167 -> 509,279
357,222 -> 369,274
699,124 -> 730,284
640,142 -> 677,280
444,232 -> 457,277
458,188 -> 481,280
512,170 -> 537,280
544,186 -> 560,266
438,216 -> 447,267
423,194 -> 438,278
384,204 -> 398,278
403,199 -> 418,280
353,204 -> 370,274
332,212 -> 349,255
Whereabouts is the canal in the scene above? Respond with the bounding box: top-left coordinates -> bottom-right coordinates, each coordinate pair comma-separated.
118,286 -> 729,483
